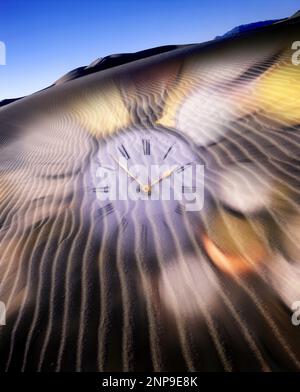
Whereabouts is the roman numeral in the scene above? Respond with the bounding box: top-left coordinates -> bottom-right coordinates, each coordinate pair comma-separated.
182,185 -> 197,193
176,162 -> 192,173
175,204 -> 185,215
118,144 -> 130,160
163,144 -> 173,160
93,186 -> 110,193
119,216 -> 128,232
101,166 -> 114,171
162,220 -> 171,232
98,203 -> 114,218
141,224 -> 148,246
142,139 -> 151,155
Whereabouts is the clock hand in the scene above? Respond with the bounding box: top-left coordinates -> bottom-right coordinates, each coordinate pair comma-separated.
110,155 -> 148,192
150,165 -> 179,188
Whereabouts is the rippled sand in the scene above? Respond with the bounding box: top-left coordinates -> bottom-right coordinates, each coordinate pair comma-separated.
0,18 -> 300,371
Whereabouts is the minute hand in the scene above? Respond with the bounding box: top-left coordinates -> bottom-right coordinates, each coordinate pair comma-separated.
150,165 -> 178,188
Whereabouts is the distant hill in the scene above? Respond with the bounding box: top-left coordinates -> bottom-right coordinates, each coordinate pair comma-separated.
215,19 -> 281,39
1,9 -> 300,108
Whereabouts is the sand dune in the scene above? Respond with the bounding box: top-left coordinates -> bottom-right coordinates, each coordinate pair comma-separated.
0,16 -> 300,371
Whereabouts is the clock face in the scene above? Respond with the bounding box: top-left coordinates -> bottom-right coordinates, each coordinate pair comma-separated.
85,126 -> 205,260
89,126 -> 204,222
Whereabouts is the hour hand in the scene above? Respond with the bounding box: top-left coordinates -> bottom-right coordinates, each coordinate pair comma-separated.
110,154 -> 146,190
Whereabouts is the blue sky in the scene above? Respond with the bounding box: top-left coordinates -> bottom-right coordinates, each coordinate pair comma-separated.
0,0 -> 299,100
